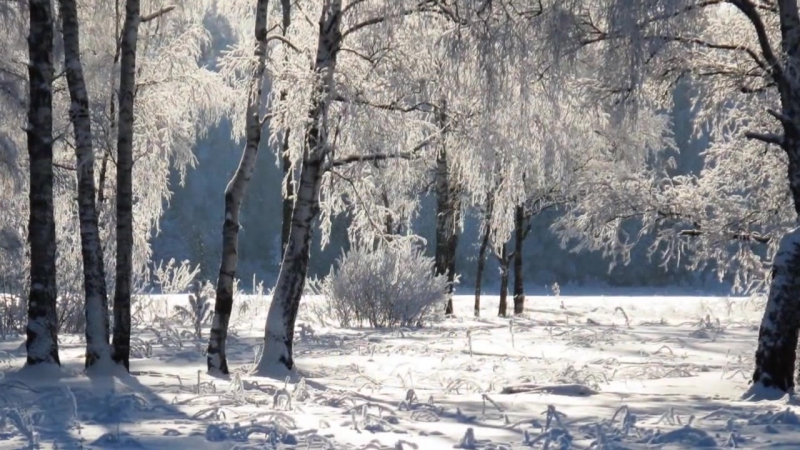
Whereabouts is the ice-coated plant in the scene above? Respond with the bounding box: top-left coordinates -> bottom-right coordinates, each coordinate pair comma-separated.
322,239 -> 447,328
173,280 -> 214,340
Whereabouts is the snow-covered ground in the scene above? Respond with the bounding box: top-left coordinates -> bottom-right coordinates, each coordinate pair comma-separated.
1,294 -> 798,449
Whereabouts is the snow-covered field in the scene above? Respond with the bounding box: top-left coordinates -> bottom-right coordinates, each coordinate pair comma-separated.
1,294 -> 798,449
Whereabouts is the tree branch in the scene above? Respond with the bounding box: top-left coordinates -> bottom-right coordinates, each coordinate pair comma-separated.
330,151 -> 415,168
333,94 -> 438,113
341,1 -> 439,39
679,229 -> 771,244
328,134 -> 435,168
745,130 -> 784,145
727,0 -> 786,86
140,5 -> 175,23
652,35 -> 767,70
265,34 -> 302,54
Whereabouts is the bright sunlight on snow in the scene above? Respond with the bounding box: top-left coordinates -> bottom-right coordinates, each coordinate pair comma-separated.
0,294 -> 796,449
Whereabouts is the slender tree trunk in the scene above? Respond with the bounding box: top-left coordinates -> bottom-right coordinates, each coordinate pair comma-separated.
382,191 -> 395,236
112,0 -> 141,371
206,0 -> 271,375
513,205 -> 525,315
59,0 -> 112,369
98,0 -> 120,207
434,110 -> 460,315
280,133 -> 293,256
474,196 -> 494,318
279,0 -> 293,257
257,0 -> 342,375
25,0 -> 60,367
498,245 -> 509,318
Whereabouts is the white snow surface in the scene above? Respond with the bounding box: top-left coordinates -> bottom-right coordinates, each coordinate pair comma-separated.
1,294 -> 799,449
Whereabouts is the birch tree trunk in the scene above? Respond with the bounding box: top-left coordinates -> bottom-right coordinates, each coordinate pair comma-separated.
206,0 -> 270,375
474,196 -> 494,318
25,0 -> 60,367
513,205 -> 525,315
279,0 -> 293,257
280,133 -> 293,255
112,0 -> 141,371
751,148 -> 800,392
59,0 -> 112,369
749,0 -> 800,393
751,228 -> 800,393
434,114 -> 460,316
498,245 -> 509,318
256,0 -> 342,375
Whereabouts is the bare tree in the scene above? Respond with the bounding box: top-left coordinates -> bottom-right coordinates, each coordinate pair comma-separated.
25,0 -> 60,367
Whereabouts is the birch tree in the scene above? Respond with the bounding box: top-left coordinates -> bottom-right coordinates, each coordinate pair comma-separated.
206,0 -> 273,375
110,0 -> 142,370
1,0 -> 233,367
58,0 -> 112,369
547,0 -> 800,394
253,0 -> 454,373
25,0 -> 61,367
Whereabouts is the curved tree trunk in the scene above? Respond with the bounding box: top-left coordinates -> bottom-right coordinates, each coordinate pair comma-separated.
513,205 -> 525,315
59,0 -> 112,369
112,0 -> 141,371
206,0 -> 271,375
257,157 -> 324,374
498,245 -> 509,318
25,0 -> 60,367
256,0 -> 342,375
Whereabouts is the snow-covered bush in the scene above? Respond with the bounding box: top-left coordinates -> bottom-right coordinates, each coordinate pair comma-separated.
322,240 -> 446,328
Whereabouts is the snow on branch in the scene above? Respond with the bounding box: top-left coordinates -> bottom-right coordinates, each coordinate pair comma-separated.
727,0 -> 785,84
328,134 -> 435,169
679,229 -> 771,244
333,94 -> 438,114
341,1 -> 461,39
140,5 -> 175,23
329,151 -> 417,167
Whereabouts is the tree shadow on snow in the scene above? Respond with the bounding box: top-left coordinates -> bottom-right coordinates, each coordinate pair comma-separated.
0,359 -> 213,449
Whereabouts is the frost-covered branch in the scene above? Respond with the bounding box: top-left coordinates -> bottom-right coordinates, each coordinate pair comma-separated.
727,0 -> 784,84
679,229 -> 771,244
745,131 -> 784,146
140,5 -> 175,23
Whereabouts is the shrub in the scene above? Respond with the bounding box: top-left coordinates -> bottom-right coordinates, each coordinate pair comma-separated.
322,240 -> 447,328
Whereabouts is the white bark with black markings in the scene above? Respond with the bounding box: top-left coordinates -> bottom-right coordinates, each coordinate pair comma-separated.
25,0 -> 60,367
256,0 -> 342,375
112,0 -> 141,371
206,0 -> 271,375
58,0 -> 112,370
